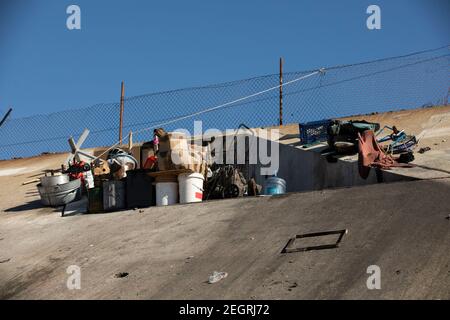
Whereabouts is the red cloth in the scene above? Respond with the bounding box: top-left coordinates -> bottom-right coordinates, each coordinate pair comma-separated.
143,155 -> 157,169
357,130 -> 411,179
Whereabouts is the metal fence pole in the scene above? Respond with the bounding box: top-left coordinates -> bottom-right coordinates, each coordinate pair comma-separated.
119,81 -> 125,145
0,108 -> 12,128
279,57 -> 283,126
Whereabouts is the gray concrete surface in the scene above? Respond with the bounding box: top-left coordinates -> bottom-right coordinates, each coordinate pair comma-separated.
242,137 -> 415,193
1,178 -> 449,299
1,105 -> 450,300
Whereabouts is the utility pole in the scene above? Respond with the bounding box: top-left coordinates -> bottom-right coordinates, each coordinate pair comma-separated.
279,57 -> 283,126
119,81 -> 125,145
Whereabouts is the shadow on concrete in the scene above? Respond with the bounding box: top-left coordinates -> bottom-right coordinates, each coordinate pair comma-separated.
59,197 -> 88,217
278,133 -> 299,141
4,200 -> 43,212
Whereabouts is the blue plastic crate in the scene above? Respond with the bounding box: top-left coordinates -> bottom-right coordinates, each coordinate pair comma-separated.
299,119 -> 331,145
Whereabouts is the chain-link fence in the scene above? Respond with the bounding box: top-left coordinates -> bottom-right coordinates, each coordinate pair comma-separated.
0,45 -> 449,160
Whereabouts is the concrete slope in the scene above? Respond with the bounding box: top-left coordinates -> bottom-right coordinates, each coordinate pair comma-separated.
341,105 -> 450,149
0,178 -> 449,299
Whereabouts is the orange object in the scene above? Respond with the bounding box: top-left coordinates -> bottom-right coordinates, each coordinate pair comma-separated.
358,130 -> 412,179
143,155 -> 157,169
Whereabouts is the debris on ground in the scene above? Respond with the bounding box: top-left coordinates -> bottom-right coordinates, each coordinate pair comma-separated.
321,121 -> 418,174
418,147 -> 431,154
288,282 -> 298,291
205,165 -> 248,199
0,258 -> 11,264
325,119 -> 380,156
376,125 -> 417,154
247,178 -> 262,196
398,151 -> 415,164
208,271 -> 228,284
114,272 -> 129,278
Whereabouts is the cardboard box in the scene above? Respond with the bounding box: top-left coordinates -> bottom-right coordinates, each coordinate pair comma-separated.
158,132 -> 190,171
93,161 -> 110,176
158,132 -> 208,176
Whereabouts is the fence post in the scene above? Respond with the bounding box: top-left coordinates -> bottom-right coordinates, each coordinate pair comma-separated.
279,57 -> 283,126
0,108 -> 12,128
119,81 -> 125,145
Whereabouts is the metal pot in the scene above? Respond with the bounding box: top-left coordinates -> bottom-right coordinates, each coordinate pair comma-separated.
40,174 -> 70,187
37,178 -> 82,206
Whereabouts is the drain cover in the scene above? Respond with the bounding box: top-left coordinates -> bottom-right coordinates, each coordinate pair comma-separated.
281,229 -> 348,253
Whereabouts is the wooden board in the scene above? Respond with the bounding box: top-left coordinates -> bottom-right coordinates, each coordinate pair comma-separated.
146,169 -> 193,178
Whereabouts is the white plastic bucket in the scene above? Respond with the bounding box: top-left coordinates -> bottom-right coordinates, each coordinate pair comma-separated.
155,182 -> 178,206
178,172 -> 204,204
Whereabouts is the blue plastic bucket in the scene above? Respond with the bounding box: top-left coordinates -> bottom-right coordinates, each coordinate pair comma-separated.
263,177 -> 286,195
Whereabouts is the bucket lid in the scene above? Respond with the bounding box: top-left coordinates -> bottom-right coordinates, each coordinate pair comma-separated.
266,176 -> 286,185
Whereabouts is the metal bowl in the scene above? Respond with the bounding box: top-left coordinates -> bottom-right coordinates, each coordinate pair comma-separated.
37,178 -> 82,207
40,174 -> 70,187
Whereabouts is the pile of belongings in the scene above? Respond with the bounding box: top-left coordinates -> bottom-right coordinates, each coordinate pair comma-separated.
375,125 -> 417,154
155,129 -> 209,176
66,160 -> 94,189
326,120 -> 380,156
107,148 -> 138,180
322,119 -> 415,178
204,165 -> 261,200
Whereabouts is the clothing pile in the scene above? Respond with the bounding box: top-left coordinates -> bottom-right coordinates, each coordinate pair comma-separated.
357,130 -> 413,179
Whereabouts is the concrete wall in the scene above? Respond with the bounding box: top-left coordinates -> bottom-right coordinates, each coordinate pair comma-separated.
226,135 -> 414,193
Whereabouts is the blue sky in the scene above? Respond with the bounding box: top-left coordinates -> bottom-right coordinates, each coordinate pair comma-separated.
0,0 -> 449,118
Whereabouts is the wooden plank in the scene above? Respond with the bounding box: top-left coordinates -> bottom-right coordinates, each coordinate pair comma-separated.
146,169 -> 193,178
